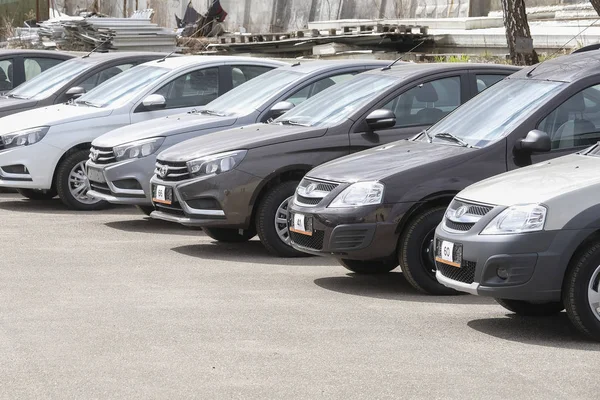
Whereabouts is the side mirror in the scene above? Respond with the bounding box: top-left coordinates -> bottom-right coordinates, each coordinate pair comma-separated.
515,129 -> 551,153
142,94 -> 167,111
65,86 -> 85,99
268,101 -> 295,119
366,109 -> 396,130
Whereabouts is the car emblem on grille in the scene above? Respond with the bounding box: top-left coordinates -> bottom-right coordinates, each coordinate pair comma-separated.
305,183 -> 318,195
455,205 -> 469,218
158,165 -> 169,178
90,149 -> 99,162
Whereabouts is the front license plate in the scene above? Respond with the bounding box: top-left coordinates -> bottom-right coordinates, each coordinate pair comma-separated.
290,213 -> 312,236
435,240 -> 462,268
87,167 -> 105,183
152,184 -> 173,205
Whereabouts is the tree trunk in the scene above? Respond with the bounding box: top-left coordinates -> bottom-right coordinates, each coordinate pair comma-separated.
591,0 -> 600,16
500,0 -> 539,66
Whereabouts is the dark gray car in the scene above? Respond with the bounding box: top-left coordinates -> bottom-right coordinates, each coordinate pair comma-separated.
0,49 -> 74,94
148,63 -> 517,256
86,60 -> 387,214
288,51 -> 600,295
0,52 -> 164,118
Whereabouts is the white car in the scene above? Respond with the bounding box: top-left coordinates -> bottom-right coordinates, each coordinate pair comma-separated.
0,55 -> 285,210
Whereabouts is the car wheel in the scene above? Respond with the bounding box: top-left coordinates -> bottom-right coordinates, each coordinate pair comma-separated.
203,227 -> 255,243
399,206 -> 458,295
17,188 -> 57,200
339,258 -> 398,274
136,205 -> 154,216
564,240 -> 600,341
56,150 -> 109,211
256,181 -> 306,257
495,298 -> 564,316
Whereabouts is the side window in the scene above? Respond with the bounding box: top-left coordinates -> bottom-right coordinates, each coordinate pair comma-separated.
154,67 -> 219,109
285,73 -> 356,106
232,65 -> 273,88
0,59 -> 14,91
538,85 -> 600,149
476,74 -> 506,93
24,57 -> 64,80
79,63 -> 134,92
382,76 -> 461,128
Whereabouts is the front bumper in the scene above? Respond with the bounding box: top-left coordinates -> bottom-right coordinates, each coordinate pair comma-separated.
288,201 -> 414,260
86,156 -> 157,206
434,224 -> 584,302
0,143 -> 61,189
148,169 -> 262,228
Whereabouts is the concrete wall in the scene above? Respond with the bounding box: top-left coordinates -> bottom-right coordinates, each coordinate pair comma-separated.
56,0 -> 590,33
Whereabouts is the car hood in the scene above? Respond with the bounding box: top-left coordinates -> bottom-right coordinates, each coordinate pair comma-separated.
458,154 -> 600,207
0,97 -> 37,115
158,123 -> 327,162
93,112 -> 237,147
0,104 -> 112,134
307,140 -> 474,183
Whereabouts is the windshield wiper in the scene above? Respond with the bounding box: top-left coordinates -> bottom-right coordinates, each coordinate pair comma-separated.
5,93 -> 28,99
423,129 -> 432,143
433,132 -> 471,147
77,100 -> 102,108
277,120 -> 311,127
199,109 -> 226,117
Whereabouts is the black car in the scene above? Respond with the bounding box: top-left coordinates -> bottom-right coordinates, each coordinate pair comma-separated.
288,51 -> 600,295
0,49 -> 73,94
149,63 -> 518,256
0,51 -> 165,118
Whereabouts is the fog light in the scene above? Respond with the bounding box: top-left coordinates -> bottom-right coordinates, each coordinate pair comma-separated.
497,267 -> 509,279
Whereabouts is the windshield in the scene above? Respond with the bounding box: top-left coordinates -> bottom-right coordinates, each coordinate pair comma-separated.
8,59 -> 91,100
75,65 -> 170,108
207,69 -> 303,115
274,74 -> 398,127
424,79 -> 565,148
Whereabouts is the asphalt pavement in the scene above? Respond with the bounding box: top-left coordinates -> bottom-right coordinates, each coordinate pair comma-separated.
0,193 -> 598,399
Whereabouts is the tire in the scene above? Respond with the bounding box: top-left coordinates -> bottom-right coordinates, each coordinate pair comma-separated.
399,206 -> 457,295
55,149 -> 109,211
17,188 -> 57,200
339,258 -> 398,274
564,240 -> 600,341
203,227 -> 255,243
255,181 -> 306,257
136,205 -> 154,216
495,298 -> 564,317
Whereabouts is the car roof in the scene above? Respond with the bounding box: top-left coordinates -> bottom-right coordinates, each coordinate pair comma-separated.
363,62 -> 520,80
278,59 -> 390,74
0,49 -> 74,59
141,55 -> 287,69
73,51 -> 169,64
511,51 -> 600,83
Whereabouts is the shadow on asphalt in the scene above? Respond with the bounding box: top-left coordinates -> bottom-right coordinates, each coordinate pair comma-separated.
313,273 -> 496,304
468,314 -> 600,349
105,218 -> 202,236
171,241 -> 338,266
0,196 -> 134,215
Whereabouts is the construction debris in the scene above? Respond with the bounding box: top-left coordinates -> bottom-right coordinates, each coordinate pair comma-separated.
176,1 -> 227,38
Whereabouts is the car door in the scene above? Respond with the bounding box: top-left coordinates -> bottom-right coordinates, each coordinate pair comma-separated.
22,56 -> 65,84
228,64 -> 277,92
349,72 -> 469,151
467,70 -> 515,94
129,65 -> 223,124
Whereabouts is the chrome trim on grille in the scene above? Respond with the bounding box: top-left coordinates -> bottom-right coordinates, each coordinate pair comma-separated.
442,199 -> 495,233
294,177 -> 339,207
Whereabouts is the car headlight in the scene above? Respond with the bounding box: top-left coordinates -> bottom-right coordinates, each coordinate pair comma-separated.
0,126 -> 49,149
113,137 -> 165,161
186,150 -> 247,177
328,181 -> 384,208
481,204 -> 547,235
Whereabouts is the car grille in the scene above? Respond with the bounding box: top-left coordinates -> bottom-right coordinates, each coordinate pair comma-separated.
290,230 -> 325,250
436,260 -> 476,284
443,199 -> 494,233
294,178 -> 339,207
89,146 -> 116,165
154,160 -> 191,182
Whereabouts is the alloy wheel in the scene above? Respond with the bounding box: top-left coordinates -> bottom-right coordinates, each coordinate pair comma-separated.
69,161 -> 100,205
274,196 -> 293,246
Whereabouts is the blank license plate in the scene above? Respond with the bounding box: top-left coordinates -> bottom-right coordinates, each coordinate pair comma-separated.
87,167 -> 105,183
152,184 -> 173,205
290,213 -> 312,236
435,240 -> 462,268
